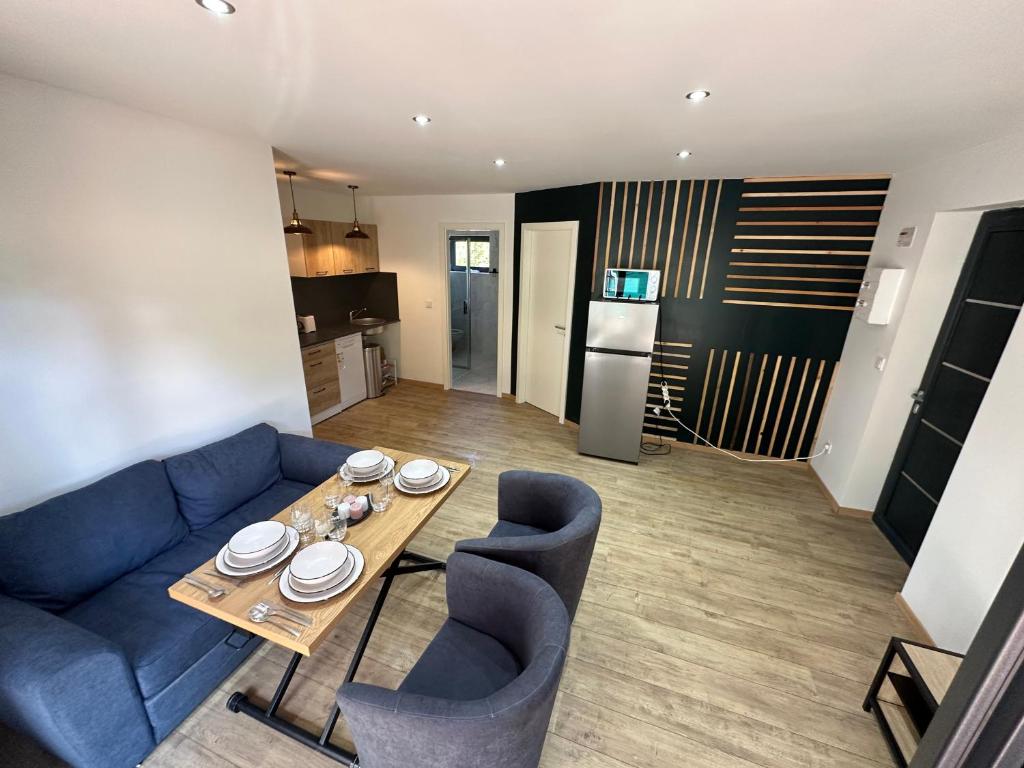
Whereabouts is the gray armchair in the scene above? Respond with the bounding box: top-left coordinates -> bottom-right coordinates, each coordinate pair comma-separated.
337,553 -> 569,768
455,470 -> 601,620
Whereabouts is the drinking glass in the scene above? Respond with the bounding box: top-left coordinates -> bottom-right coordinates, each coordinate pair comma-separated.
291,506 -> 315,547
329,505 -> 349,542
324,492 -> 341,511
374,471 -> 394,513
338,465 -> 354,493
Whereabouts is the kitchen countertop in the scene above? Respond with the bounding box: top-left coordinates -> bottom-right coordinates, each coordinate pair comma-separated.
297,318 -> 400,348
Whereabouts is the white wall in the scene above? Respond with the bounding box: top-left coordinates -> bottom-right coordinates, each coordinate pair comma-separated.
0,74 -> 311,515
811,127 -> 1024,649
362,194 -> 514,388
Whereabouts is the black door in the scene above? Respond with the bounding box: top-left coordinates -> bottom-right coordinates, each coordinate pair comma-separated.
875,208 -> 1024,564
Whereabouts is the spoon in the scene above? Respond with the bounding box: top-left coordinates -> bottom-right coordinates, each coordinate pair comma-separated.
247,605 -> 301,637
183,575 -> 227,599
253,600 -> 312,627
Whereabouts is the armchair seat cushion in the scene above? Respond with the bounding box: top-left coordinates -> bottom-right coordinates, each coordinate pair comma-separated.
398,619 -> 521,701
489,520 -> 547,538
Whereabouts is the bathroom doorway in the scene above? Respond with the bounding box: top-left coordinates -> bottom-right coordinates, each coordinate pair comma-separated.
447,229 -> 499,395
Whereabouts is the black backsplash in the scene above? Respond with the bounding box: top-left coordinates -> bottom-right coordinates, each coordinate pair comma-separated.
290,273 -> 399,328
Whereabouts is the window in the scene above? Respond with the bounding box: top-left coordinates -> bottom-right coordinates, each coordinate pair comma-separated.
450,237 -> 495,272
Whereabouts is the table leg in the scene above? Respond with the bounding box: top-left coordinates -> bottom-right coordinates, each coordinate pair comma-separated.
226,550 -> 446,764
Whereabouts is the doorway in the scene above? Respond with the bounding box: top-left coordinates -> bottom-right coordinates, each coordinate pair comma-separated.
516,221 -> 579,423
875,208 -> 1024,563
447,230 -> 499,395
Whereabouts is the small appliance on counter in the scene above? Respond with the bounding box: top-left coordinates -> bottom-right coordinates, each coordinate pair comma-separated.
297,314 -> 317,333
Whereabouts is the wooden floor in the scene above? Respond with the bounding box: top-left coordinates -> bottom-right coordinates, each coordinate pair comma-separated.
147,381 -> 916,768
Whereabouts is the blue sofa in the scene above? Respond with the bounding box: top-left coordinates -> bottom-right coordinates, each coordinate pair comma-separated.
0,424 -> 356,768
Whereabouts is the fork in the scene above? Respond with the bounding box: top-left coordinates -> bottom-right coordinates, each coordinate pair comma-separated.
254,601 -> 313,627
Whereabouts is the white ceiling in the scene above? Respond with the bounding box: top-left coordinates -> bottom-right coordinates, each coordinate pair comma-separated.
2,0 -> 1023,195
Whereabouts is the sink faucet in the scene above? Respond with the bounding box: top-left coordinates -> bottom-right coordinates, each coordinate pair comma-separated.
349,307 -> 367,322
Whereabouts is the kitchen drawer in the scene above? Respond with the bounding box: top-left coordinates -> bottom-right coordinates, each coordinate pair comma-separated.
301,342 -> 334,364
303,354 -> 337,387
307,378 -> 341,415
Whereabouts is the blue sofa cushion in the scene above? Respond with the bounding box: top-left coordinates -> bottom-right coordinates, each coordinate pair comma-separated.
0,460 -> 188,612
398,619 -> 521,701
60,479 -> 312,698
164,424 -> 282,530
489,520 -> 547,538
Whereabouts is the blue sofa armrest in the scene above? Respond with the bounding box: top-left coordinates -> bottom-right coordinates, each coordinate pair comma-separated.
278,433 -> 358,486
0,595 -> 154,768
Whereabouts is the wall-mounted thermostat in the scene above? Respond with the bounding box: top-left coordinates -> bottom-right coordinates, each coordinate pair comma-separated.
896,227 -> 916,247
854,268 -> 905,325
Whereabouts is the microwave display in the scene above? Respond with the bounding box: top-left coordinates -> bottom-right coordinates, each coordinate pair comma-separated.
603,269 -> 660,301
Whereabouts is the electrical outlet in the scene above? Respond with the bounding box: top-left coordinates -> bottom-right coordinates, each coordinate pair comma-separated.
874,355 -> 887,372
824,441 -> 833,454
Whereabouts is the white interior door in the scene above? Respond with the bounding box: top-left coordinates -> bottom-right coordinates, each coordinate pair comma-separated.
519,223 -> 578,420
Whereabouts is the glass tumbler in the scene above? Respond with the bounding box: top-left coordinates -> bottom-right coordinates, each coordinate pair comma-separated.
291,506 -> 315,547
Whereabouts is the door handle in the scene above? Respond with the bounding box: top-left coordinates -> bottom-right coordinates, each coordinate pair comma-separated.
910,389 -> 925,413
554,324 -> 566,331
463,300 -> 469,315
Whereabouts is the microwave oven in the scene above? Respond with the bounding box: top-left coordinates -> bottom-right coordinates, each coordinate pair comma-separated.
603,268 -> 660,302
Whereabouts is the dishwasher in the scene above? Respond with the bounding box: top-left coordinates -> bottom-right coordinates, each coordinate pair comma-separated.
335,333 -> 367,409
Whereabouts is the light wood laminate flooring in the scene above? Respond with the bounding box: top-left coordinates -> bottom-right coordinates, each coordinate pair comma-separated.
147,381 -> 915,768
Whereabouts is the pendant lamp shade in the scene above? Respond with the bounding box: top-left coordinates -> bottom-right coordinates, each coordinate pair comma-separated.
283,171 -> 313,235
346,185 -> 371,239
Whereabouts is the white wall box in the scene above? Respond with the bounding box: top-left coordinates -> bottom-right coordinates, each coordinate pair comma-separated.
854,268 -> 906,326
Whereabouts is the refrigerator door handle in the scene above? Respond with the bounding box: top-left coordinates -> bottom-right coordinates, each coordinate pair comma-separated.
554,324 -> 566,331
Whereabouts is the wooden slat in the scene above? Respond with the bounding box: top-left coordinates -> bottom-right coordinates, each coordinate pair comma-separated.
724,300 -> 857,311
755,357 -> 782,455
653,351 -> 691,358
661,181 -> 684,296
698,180 -> 723,300
627,181 -> 642,267
718,351 -> 741,446
876,700 -> 919,762
742,191 -> 889,198
737,221 -> 880,227
654,341 -> 694,347
687,181 -> 708,299
651,180 -> 667,271
743,174 -> 892,183
810,362 -> 839,451
727,274 -> 863,283
781,359 -> 811,458
649,383 -> 685,392
768,357 -> 796,456
693,348 -> 715,443
742,354 -> 768,453
591,181 -> 605,292
603,181 -> 616,278
655,362 -> 690,371
734,235 -> 875,242
729,261 -> 868,269
705,351 -> 729,444
794,360 -> 826,458
731,248 -> 871,256
677,180 -> 694,298
639,180 -> 655,268
725,287 -> 859,298
616,181 -> 629,267
739,206 -> 884,212
729,352 -> 755,450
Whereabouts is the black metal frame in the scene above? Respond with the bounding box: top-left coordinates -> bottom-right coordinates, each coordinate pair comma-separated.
226,550 -> 446,765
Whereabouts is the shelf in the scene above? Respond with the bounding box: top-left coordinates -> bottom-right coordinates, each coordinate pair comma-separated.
876,699 -> 919,764
901,641 -> 963,708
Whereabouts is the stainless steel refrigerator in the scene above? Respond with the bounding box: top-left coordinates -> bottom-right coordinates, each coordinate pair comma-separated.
578,300 -> 660,463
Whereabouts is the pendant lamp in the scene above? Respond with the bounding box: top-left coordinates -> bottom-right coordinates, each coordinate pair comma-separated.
345,185 -> 370,239
283,171 -> 313,235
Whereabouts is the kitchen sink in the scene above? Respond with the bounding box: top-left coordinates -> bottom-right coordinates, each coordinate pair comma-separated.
350,317 -> 387,326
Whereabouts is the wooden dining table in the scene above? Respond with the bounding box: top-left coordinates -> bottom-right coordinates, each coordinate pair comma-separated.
167,446 -> 471,765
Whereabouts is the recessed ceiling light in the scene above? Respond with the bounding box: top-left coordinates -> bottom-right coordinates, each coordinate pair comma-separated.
685,90 -> 710,102
195,0 -> 235,15
676,150 -> 692,159
412,114 -> 432,126
494,158 -> 506,167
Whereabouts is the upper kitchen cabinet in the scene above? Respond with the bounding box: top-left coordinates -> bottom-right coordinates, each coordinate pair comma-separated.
287,219 -> 337,277
330,222 -> 380,274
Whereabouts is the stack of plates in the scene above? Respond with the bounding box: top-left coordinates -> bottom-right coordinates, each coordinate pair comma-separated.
394,459 -> 450,495
340,450 -> 395,483
216,520 -> 299,576
279,541 -> 364,603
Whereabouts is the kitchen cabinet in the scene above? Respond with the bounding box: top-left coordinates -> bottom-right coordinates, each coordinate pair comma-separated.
287,219 -> 337,277
330,222 -> 380,274
288,219 -> 380,278
302,333 -> 367,423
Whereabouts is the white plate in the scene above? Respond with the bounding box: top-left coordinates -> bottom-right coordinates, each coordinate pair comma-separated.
216,527 -> 298,576
279,545 -> 364,603
289,554 -> 354,594
224,532 -> 288,569
340,456 -> 395,483
399,459 -> 439,483
345,449 -> 385,474
290,541 -> 349,584
394,465 -> 451,495
227,520 -> 286,564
